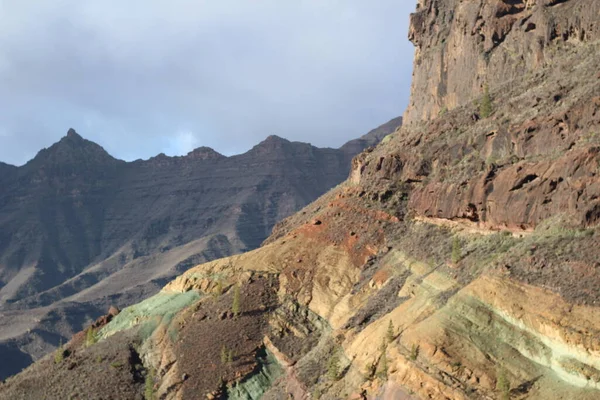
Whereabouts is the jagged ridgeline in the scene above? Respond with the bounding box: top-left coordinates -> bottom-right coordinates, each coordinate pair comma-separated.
1,0 -> 600,399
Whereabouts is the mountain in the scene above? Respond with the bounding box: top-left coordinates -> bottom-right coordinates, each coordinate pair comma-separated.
2,0 -> 600,399
0,119 -> 401,381
339,116 -> 403,156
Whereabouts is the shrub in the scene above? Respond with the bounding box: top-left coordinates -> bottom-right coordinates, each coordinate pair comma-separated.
86,327 -> 98,347
381,134 -> 394,145
54,340 -> 66,364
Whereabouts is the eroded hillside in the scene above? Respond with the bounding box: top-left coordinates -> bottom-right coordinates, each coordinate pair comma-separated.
1,0 -> 598,399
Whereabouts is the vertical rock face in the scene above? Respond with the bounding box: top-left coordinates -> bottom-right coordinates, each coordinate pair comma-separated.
404,0 -> 600,124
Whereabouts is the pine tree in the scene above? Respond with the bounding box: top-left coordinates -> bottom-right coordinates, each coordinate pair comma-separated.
386,320 -> 395,344
496,368 -> 510,400
377,340 -> 388,380
327,348 -> 340,381
410,344 -> 419,361
220,345 -> 228,364
451,237 -> 462,264
480,84 -> 493,118
232,284 -> 241,317
144,368 -> 155,400
214,280 -> 223,298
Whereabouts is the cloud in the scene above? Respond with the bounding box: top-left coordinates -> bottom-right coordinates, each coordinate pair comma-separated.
0,0 -> 416,165
166,131 -> 200,157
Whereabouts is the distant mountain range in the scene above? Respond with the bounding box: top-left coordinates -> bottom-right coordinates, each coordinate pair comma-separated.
0,117 -> 401,380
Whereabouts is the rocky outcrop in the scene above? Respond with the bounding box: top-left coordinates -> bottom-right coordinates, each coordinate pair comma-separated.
355,36 -> 600,233
404,0 -> 600,124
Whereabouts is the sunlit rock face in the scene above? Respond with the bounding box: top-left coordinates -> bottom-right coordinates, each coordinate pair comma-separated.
404,0 -> 600,124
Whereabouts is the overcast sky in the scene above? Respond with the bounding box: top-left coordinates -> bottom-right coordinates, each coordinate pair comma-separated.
0,1 -> 415,166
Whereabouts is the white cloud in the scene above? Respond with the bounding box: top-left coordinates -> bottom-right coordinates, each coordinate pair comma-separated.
166,131 -> 200,157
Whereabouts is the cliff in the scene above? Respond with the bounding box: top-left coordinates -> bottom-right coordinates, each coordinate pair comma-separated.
404,0 -> 600,124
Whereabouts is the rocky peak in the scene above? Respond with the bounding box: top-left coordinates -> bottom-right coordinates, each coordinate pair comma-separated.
65,128 -> 81,139
27,129 -> 118,170
259,135 -> 290,147
404,0 -> 600,124
246,135 -> 293,156
185,146 -> 225,161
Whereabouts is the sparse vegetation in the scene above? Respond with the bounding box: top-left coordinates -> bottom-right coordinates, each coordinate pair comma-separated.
312,387 -> 323,399
377,339 -> 388,380
144,368 -> 156,400
381,134 -> 394,145
451,237 -> 462,264
110,361 -> 123,369
480,84 -> 493,118
496,368 -> 510,400
386,320 -> 395,344
219,345 -> 234,364
232,284 -> 241,318
86,327 -> 98,347
327,347 -> 341,381
410,344 -> 419,361
364,362 -> 376,381
221,345 -> 228,364
54,340 -> 66,364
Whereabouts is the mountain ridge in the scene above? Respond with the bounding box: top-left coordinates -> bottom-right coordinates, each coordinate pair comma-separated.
0,118 -> 402,381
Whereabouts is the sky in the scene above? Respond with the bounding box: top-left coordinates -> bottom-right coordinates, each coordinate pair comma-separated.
0,1 -> 416,166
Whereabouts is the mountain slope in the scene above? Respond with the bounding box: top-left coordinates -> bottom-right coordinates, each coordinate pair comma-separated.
0,119 -> 401,381
2,1 -> 599,399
